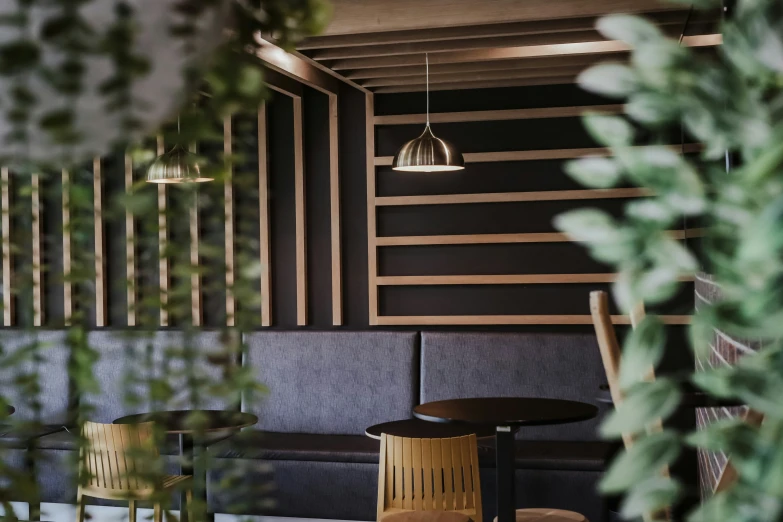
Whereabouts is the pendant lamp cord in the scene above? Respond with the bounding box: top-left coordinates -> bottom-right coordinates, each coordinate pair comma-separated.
425,53 -> 430,126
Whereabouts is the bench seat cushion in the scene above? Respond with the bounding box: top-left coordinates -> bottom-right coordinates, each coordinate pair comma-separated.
209,431 -> 381,464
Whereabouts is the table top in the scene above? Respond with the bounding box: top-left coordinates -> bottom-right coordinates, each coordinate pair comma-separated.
4,405 -> 14,417
114,409 -> 258,434
414,397 -> 598,427
365,418 -> 496,440
597,384 -> 745,408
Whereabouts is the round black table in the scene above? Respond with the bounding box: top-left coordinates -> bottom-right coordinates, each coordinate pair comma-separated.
414,398 -> 598,522
115,409 -> 257,522
365,418 -> 495,440
4,405 -> 14,417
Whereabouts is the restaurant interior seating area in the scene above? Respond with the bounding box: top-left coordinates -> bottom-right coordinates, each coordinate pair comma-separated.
0,0 -> 749,522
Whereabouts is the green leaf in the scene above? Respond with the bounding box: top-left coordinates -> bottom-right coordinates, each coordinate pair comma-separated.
564,157 -> 622,188
596,14 -> 664,47
647,235 -> 698,274
583,113 -> 635,147
626,199 -> 677,226
578,63 -> 638,98
685,418 -> 758,457
600,430 -> 681,493
619,316 -> 666,389
554,209 -> 636,263
625,93 -> 680,126
620,475 -> 681,519
600,379 -> 682,438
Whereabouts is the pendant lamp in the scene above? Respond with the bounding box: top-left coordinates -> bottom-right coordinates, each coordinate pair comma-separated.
392,54 -> 464,172
146,118 -> 212,184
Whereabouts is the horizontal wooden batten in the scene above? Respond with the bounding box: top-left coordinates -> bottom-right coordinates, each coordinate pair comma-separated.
361,65 -> 587,88
376,188 -> 648,207
314,29 -> 609,60
375,229 -> 703,246
373,75 -> 578,92
347,54 -> 617,80
376,315 -> 693,326
374,104 -> 623,125
375,143 -> 702,165
329,34 -> 721,70
378,274 -> 618,285
299,11 -> 691,50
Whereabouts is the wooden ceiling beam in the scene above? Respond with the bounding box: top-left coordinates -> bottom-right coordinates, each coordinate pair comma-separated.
329,34 -> 721,70
345,54 -> 619,80
254,35 -> 340,95
320,0 -> 681,36
311,24 -> 691,61
360,65 -> 588,88
372,75 -> 579,93
299,10 -> 691,49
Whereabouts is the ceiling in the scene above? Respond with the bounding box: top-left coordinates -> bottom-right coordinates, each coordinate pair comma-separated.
296,0 -> 721,93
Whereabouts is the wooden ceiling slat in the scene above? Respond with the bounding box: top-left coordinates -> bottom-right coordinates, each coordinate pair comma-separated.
311,23 -> 690,61
361,65 -> 589,88
373,105 -> 623,125
329,34 -> 721,70
320,0 -> 680,36
345,54 -> 617,80
299,11 -> 690,49
372,75 -> 579,93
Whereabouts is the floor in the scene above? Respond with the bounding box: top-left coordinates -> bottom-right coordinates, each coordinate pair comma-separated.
1,503 -> 366,522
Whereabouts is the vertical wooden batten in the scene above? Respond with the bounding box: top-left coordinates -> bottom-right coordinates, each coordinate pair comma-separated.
189,143 -> 201,327
62,169 -> 72,325
258,104 -> 272,327
124,155 -> 136,326
224,117 -> 235,327
365,93 -> 379,325
93,158 -> 106,327
1,168 -> 11,326
328,94 -> 343,325
293,97 -> 307,326
156,135 -> 168,326
31,173 -> 43,326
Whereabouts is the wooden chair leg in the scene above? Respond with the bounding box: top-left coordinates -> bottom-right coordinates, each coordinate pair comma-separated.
128,500 -> 136,522
153,503 -> 162,522
186,489 -> 193,522
75,489 -> 86,522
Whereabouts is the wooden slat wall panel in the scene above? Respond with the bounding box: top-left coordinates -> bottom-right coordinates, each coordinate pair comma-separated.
329,94 -> 343,325
376,188 -> 648,206
31,173 -> 42,326
1,168 -> 10,326
156,135 -> 168,326
375,229 -> 702,246
293,97 -> 308,326
94,158 -> 106,327
224,117 -> 236,327
258,104 -> 272,327
62,169 -> 72,325
124,156 -> 135,326
366,93 -> 379,325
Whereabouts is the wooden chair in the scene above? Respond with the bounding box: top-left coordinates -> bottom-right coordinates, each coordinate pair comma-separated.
76,421 -> 192,522
377,434 -> 483,522
590,291 -> 669,522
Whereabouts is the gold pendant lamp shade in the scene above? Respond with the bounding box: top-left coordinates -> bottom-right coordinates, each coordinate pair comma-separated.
146,116 -> 212,184
146,144 -> 211,184
392,54 -> 464,172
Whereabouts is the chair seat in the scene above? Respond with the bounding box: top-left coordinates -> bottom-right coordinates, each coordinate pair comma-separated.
494,509 -> 588,522
477,440 -> 614,471
81,474 -> 192,501
383,510 -> 472,522
208,430 -> 381,463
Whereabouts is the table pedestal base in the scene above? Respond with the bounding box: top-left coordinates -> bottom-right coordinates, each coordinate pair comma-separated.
496,426 -> 515,522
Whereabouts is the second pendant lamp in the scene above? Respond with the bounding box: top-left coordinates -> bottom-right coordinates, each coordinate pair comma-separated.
392,54 -> 464,172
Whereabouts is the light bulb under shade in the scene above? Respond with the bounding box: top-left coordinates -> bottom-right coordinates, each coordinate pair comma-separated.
146,145 -> 212,184
392,124 -> 464,172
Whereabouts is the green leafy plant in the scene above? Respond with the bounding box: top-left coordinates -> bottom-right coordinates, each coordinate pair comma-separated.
0,1 -> 330,520
556,0 -> 783,520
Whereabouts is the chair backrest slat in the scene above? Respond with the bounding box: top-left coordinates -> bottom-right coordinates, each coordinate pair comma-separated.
378,434 -> 482,522
82,421 -> 157,492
